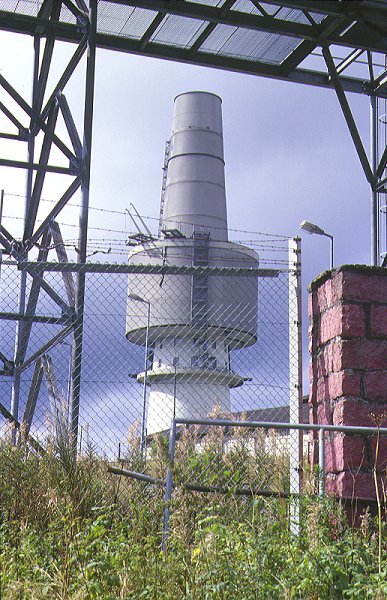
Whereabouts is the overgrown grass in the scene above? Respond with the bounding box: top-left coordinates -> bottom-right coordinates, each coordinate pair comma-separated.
1,433 -> 386,599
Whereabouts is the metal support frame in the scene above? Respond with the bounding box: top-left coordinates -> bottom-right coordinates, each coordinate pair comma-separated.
70,0 -> 97,453
322,46 -> 387,265
0,0 -> 96,451
141,301 -> 151,454
41,354 -> 69,447
370,95 -> 379,266
18,262 -> 282,277
318,428 -> 325,497
20,359 -> 44,443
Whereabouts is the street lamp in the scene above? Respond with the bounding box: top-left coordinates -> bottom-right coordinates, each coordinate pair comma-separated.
128,293 -> 151,454
299,220 -> 334,270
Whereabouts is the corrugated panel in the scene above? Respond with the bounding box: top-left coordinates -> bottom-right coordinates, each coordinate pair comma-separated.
2,1 -> 79,23
2,0 -> 42,16
200,24 -> 301,63
259,2 -> 283,16
97,3 -> 158,38
98,3 -> 135,36
189,0 -> 227,6
275,7 -> 315,24
1,1 -> 19,11
0,1 -> 328,61
308,12 -> 326,25
151,15 -> 208,48
199,24 -> 236,53
120,8 -> 160,39
59,6 -> 77,25
232,0 -> 263,15
260,2 -> 325,24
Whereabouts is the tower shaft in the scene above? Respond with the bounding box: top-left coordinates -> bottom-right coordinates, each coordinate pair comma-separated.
126,92 -> 259,436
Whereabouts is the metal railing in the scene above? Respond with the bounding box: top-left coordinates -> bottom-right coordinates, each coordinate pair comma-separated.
159,417 -> 387,549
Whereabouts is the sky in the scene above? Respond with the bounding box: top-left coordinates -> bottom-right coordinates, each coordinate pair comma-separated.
0,26 -> 379,448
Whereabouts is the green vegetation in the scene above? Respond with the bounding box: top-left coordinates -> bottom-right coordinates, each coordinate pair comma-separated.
1,432 -> 386,599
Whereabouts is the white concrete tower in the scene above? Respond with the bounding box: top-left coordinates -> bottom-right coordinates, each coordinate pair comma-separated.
126,92 -> 259,434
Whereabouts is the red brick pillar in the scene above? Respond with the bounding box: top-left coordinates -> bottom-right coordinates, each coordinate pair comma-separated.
308,266 -> 387,502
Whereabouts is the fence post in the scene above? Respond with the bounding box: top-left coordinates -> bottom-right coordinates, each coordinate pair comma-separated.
288,238 -> 303,533
162,418 -> 177,552
318,428 -> 325,497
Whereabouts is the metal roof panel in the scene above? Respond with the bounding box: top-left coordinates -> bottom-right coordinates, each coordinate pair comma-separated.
200,23 -> 300,63
151,14 -> 208,48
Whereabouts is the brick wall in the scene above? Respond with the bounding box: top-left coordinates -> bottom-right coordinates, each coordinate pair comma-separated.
308,265 -> 387,500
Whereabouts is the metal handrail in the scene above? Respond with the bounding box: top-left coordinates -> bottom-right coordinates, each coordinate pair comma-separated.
173,417 -> 387,436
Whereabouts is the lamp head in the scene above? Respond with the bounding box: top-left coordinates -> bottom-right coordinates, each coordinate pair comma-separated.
299,220 -> 326,236
128,293 -> 147,303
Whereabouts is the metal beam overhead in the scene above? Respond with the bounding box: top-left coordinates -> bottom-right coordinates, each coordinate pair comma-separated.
101,0 -> 387,53
96,33 -> 377,96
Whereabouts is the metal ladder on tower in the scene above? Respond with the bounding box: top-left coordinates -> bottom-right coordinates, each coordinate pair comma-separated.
158,139 -> 170,236
191,231 -> 210,327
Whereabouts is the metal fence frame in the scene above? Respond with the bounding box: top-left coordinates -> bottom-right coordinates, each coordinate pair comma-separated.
2,253 -> 301,456
107,417 -> 387,549
159,417 -> 387,549
3,251 -> 308,537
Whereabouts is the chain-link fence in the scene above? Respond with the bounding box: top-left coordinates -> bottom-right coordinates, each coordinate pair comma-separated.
0,239 -> 303,515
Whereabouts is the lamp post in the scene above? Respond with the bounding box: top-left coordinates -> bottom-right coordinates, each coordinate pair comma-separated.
128,293 -> 151,454
299,220 -> 334,270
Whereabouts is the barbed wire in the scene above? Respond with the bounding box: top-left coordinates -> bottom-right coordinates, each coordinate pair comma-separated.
2,224 -> 293,256
2,192 -> 292,239
2,214 -> 129,235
